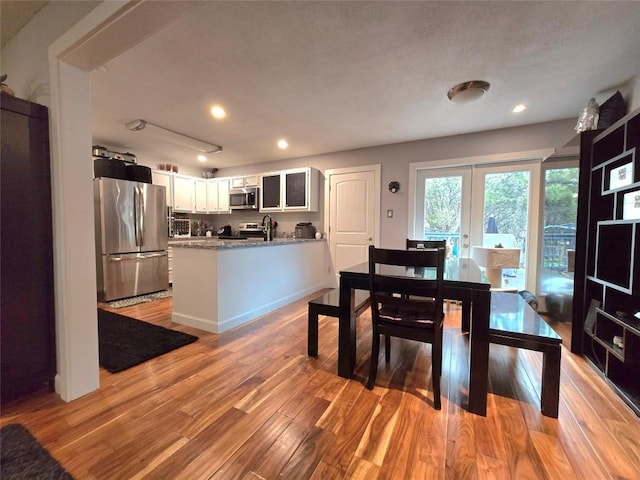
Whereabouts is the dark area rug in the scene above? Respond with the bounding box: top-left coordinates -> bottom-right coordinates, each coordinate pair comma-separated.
0,424 -> 73,479
98,309 -> 198,373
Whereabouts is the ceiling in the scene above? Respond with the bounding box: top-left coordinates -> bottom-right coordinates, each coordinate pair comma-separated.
0,1 -> 48,48
9,2 -> 640,169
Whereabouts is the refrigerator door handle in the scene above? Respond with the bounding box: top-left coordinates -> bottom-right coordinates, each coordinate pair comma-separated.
109,252 -> 166,262
133,186 -> 140,246
138,253 -> 165,259
134,186 -> 145,247
138,186 -> 145,246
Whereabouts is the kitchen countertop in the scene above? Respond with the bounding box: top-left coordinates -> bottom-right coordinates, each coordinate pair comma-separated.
169,237 -> 322,250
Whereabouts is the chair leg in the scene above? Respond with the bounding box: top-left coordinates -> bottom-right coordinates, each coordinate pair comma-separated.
307,306 -> 319,357
366,333 -> 380,390
432,360 -> 441,410
432,333 -> 443,410
385,335 -> 391,362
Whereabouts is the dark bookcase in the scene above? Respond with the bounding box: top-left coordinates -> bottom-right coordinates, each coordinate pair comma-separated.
573,107 -> 640,414
0,93 -> 57,402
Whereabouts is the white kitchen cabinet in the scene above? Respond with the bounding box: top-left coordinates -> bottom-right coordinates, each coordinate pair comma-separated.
168,246 -> 173,284
194,178 -> 208,213
260,167 -> 318,212
206,177 -> 231,213
218,178 -> 230,212
173,174 -> 195,212
206,179 -> 219,212
260,173 -> 281,211
230,175 -> 260,189
152,170 -> 173,208
230,177 -> 244,189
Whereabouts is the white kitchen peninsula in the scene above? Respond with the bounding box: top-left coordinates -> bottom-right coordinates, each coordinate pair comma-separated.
171,238 -> 329,333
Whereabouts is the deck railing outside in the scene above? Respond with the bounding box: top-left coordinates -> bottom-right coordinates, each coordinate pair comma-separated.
424,231 -> 575,272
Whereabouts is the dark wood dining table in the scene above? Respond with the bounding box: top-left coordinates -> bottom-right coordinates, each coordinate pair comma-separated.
338,258 -> 492,416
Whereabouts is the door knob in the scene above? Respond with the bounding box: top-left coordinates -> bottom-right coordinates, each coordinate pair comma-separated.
367,237 -> 372,241
463,234 -> 469,239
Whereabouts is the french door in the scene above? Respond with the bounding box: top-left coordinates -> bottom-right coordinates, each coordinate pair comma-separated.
413,162 -> 540,290
413,167 -> 473,258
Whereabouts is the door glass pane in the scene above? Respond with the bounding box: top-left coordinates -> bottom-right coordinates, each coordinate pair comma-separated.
481,171 -> 530,290
539,166 -> 578,321
424,175 -> 462,257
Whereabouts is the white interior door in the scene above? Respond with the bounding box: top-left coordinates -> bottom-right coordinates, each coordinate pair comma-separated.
326,166 -> 379,284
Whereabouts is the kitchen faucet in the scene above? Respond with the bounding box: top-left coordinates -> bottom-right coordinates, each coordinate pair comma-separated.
262,214 -> 273,241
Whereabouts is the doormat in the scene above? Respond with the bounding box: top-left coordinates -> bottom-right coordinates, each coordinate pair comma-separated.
103,289 -> 172,309
0,424 -> 73,479
98,309 -> 198,373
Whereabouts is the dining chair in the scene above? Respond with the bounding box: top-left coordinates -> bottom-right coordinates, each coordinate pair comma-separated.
406,239 -> 447,251
366,245 -> 446,409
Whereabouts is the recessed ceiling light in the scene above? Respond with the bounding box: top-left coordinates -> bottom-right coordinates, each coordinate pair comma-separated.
210,105 -> 226,119
447,80 -> 490,104
513,104 -> 526,113
197,155 -> 207,162
277,139 -> 288,149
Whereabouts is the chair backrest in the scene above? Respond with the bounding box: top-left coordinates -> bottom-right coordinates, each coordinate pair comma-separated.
406,239 -> 446,251
368,245 -> 445,324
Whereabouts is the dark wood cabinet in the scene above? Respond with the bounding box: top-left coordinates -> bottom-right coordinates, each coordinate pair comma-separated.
573,107 -> 640,415
1,93 -> 56,402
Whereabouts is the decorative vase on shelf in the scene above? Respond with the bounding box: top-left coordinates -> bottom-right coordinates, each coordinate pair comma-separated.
0,74 -> 15,96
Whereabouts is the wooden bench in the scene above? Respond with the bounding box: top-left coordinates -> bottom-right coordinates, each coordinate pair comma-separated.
489,291 -> 563,418
308,289 -> 370,357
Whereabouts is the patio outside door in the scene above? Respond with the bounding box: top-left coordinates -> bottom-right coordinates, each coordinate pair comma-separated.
414,163 -> 538,291
413,167 -> 472,258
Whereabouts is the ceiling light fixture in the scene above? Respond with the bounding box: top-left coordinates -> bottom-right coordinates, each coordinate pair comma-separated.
210,105 -> 226,119
197,155 -> 207,162
513,104 -> 526,113
277,139 -> 288,149
447,80 -> 491,104
125,119 -> 222,154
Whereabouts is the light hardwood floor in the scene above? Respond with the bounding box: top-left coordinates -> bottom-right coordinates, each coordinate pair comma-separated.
1,294 -> 639,479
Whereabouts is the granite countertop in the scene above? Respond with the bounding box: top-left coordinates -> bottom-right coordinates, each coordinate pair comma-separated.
169,237 -> 323,250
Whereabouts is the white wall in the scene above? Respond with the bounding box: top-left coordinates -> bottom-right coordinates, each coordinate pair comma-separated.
0,1 -> 100,106
217,118 -> 576,248
625,71 -> 640,111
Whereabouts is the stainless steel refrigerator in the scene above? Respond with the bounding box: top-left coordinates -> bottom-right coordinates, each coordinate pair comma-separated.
94,177 -> 168,301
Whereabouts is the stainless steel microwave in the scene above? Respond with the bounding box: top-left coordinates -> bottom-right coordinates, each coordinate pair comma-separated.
229,186 -> 259,210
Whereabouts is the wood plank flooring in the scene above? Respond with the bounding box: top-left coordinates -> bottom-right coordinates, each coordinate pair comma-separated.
2,294 -> 639,479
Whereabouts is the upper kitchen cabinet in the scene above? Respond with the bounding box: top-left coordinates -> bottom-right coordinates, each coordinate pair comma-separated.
261,173 -> 281,210
194,178 -> 207,213
173,174 -> 196,212
260,167 -> 319,212
206,177 -> 231,214
230,175 -> 260,189
152,169 -> 173,208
